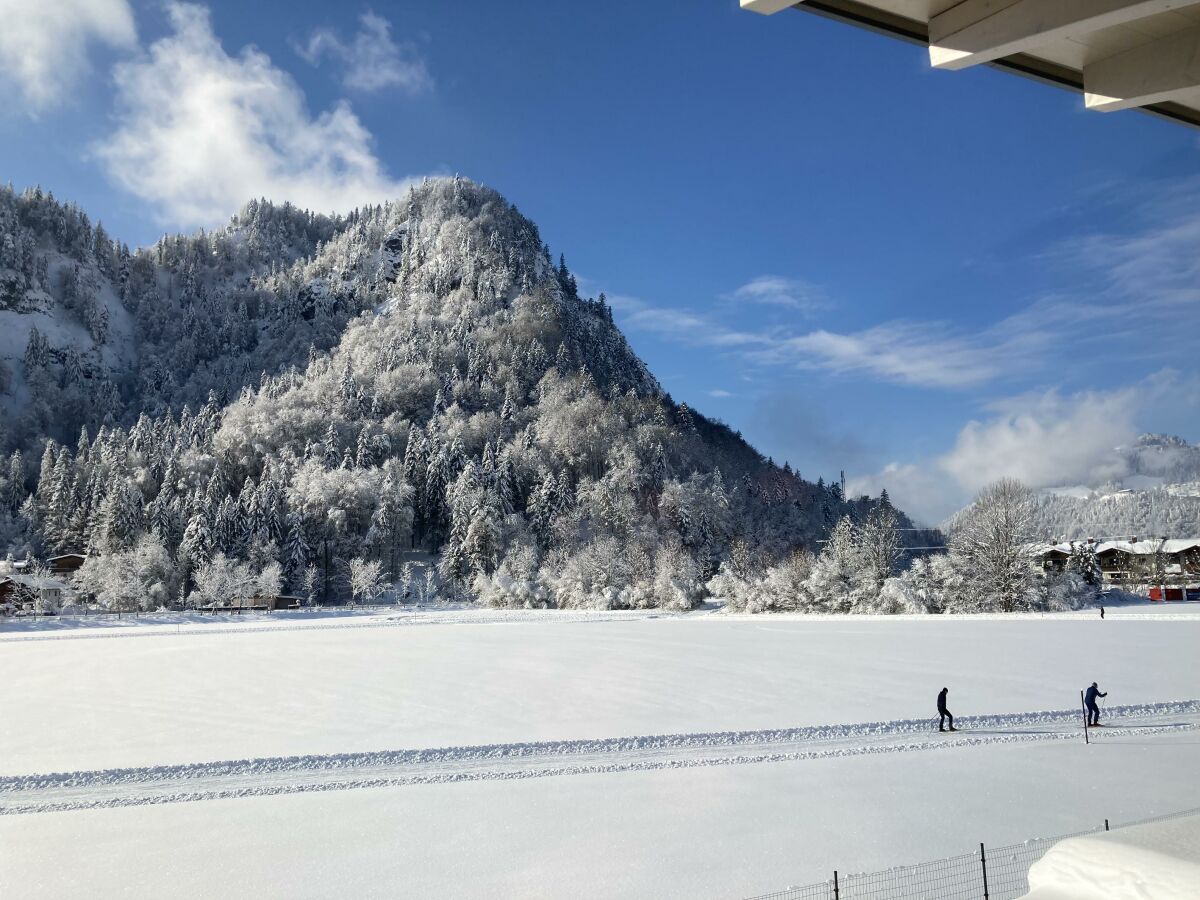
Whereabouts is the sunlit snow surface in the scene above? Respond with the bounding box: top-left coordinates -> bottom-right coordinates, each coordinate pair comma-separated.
1023,813 -> 1200,900
2,605 -> 1198,898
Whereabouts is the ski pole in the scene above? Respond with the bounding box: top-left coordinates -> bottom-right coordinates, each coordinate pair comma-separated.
1081,690 -> 1089,745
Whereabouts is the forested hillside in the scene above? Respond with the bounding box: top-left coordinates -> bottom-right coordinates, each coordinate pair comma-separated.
1012,435 -> 1200,540
0,177 -> 924,609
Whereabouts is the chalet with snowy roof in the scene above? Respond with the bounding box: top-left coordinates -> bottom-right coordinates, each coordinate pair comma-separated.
1094,539 -> 1200,581
1034,538 -> 1200,597
0,573 -> 71,611
46,553 -> 87,577
196,594 -> 303,613
1037,546 -> 1072,573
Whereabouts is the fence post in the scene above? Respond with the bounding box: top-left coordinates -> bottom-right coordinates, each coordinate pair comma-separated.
832,870 -> 839,900
980,842 -> 990,900
1105,819 -> 1110,832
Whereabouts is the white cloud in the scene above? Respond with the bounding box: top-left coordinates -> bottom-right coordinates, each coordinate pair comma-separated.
726,275 -> 828,313
938,388 -> 1136,494
95,2 -> 421,227
609,293 -> 1022,389
298,11 -> 431,94
606,294 -> 765,349
848,372 -> 1200,525
846,462 -> 961,527
708,389 -> 734,398
762,322 -> 1019,389
0,0 -> 136,113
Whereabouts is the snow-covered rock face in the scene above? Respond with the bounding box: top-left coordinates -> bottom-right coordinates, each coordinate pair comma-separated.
378,224 -> 409,283
0,195 -> 137,441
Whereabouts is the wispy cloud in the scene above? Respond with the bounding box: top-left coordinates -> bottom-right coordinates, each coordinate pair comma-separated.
610,176 -> 1200,393
95,2 -> 424,227
297,11 -> 431,95
1059,186 -> 1200,317
0,0 -> 136,113
724,275 -> 828,313
756,322 -> 1032,389
606,294 -> 765,349
707,389 -> 734,398
608,294 -> 1026,389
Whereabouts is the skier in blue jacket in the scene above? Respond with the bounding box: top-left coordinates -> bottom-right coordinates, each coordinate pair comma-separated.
1084,682 -> 1107,726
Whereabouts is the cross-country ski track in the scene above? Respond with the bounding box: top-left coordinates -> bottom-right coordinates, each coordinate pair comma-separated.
4,700 -> 1194,816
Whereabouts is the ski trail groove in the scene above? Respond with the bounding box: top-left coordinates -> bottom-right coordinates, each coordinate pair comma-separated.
2,701 -> 1195,815
0,609 -> 671,643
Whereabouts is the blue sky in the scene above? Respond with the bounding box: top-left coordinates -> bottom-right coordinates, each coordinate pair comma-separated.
1,1 -> 1198,523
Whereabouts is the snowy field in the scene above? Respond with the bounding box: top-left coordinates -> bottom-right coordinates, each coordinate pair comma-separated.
2,606 -> 1199,898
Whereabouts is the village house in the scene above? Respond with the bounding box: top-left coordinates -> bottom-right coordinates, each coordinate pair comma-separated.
1034,538 -> 1200,599
0,573 -> 72,613
196,594 -> 304,613
46,553 -> 87,577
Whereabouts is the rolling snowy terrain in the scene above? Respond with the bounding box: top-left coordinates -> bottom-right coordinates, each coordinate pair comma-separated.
2,609 -> 1197,898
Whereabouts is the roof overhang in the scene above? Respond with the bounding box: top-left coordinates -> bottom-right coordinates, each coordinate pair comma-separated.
743,0 -> 1200,129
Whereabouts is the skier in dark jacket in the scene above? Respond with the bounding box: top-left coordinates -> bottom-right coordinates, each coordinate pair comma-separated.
937,687 -> 955,732
1084,682 -> 1107,726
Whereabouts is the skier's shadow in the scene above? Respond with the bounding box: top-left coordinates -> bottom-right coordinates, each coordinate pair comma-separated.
1090,736 -> 1200,747
1096,722 -> 1193,732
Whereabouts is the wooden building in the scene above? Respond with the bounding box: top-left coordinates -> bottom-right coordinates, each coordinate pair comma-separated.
0,574 -> 71,611
47,554 -> 87,577
1035,538 -> 1200,597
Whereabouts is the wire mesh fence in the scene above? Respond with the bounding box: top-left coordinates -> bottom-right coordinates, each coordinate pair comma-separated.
746,806 -> 1200,900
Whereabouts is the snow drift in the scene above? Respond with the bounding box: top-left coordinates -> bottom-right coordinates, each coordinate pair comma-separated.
1022,813 -> 1200,900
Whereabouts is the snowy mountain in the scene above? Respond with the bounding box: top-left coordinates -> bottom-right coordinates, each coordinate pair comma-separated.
0,177 -> 919,609
948,433 -> 1200,540
1118,433 -> 1200,486
0,184 -> 351,452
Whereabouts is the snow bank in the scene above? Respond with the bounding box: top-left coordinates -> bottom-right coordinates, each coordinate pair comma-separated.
1023,814 -> 1200,900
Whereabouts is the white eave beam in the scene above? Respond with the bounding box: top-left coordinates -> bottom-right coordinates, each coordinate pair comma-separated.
741,0 -> 798,14
929,0 -> 1200,71
1085,24 -> 1200,110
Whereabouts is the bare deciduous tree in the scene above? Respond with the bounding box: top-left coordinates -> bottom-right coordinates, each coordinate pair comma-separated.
348,557 -> 390,605
860,506 -> 903,591
949,478 -> 1038,612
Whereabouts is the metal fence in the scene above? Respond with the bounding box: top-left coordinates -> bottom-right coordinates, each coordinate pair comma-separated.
746,806 -> 1200,899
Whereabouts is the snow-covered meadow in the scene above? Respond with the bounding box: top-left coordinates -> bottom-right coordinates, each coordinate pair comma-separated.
2,607 -> 1198,898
